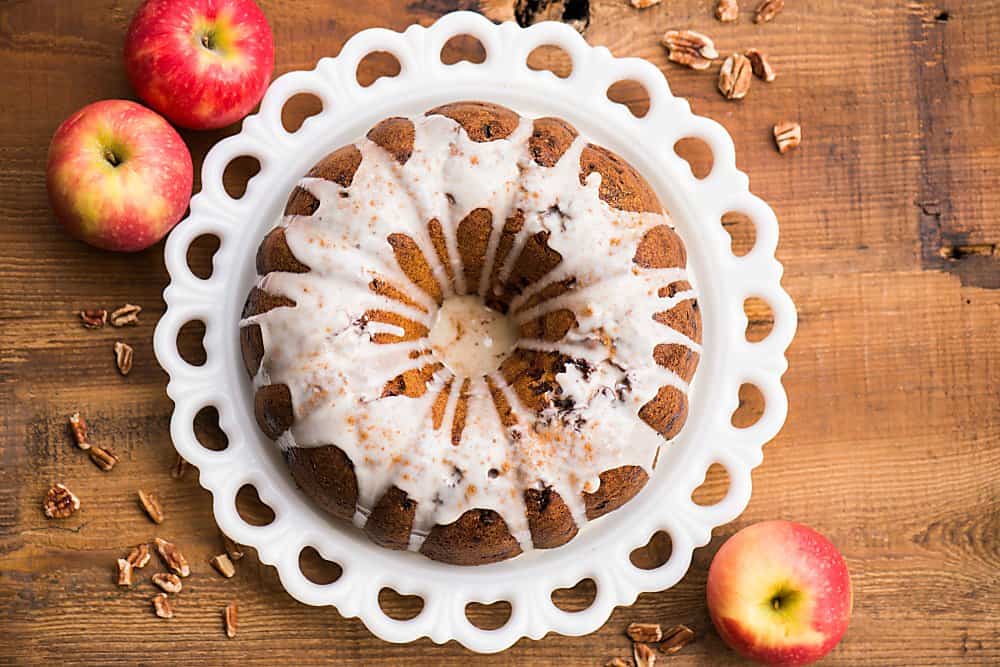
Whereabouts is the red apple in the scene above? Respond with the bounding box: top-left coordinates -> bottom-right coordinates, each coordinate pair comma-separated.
47,100 -> 193,252
707,521 -> 852,666
124,0 -> 274,130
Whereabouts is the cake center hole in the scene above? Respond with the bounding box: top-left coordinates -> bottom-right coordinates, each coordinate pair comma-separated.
428,296 -> 517,377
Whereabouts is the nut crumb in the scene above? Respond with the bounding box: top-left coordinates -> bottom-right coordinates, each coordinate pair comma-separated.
43,483 -> 80,519
110,303 -> 142,327
114,341 -> 134,375
211,553 -> 236,579
754,0 -> 784,23
606,659 -> 630,667
719,52 -> 753,100
221,533 -> 245,561
745,48 -> 776,82
138,490 -> 165,524
715,0 -> 739,21
773,121 -> 802,153
661,624 -> 696,654
627,622 -> 663,643
79,309 -> 107,329
68,412 -> 91,450
224,602 -> 238,638
661,30 -> 718,70
88,445 -> 119,472
126,543 -> 152,569
152,593 -> 173,619
629,0 -> 661,7
116,558 -> 133,587
154,537 -> 191,577
152,572 -> 183,594
634,643 -> 656,667
170,455 -> 188,480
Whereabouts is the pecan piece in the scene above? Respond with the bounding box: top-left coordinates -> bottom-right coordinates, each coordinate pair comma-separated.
719,53 -> 752,100
661,624 -> 695,654
152,572 -> 183,594
745,48 -> 776,82
661,30 -> 718,70
88,445 -> 119,472
605,660 -> 629,667
634,642 -> 656,667
68,412 -> 91,450
152,593 -> 173,619
138,490 -> 164,524
116,558 -> 134,587
79,309 -> 107,329
154,537 -> 191,577
43,483 -> 80,519
127,543 -> 152,569
630,0 -> 661,7
170,455 -> 188,480
109,303 -> 142,327
210,553 -> 236,579
715,0 -> 739,22
224,602 -> 238,638
754,0 -> 784,23
114,341 -> 134,376
627,622 -> 663,643
773,121 -> 802,154
221,532 -> 245,561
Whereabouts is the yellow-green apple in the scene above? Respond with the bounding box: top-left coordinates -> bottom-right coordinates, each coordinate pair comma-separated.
707,521 -> 852,666
46,100 -> 193,252
124,0 -> 274,130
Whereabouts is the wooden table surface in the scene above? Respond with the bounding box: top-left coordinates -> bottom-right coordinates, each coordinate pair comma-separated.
1,1 -> 997,665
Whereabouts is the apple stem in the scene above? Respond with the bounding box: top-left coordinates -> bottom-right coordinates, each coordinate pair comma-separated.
200,31 -> 216,51
103,149 -> 121,167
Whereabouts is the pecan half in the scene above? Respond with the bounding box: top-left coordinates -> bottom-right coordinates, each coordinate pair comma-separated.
715,0 -> 739,22
138,490 -> 164,524
661,624 -> 695,654
754,0 -> 784,23
79,309 -> 107,329
127,543 -> 152,569
68,412 -> 91,450
153,593 -> 173,619
634,642 -> 656,667
627,622 -> 663,643
661,30 -> 718,70
43,483 -> 80,519
630,0 -> 661,7
152,572 -> 183,594
224,602 -> 238,638
109,303 -> 142,327
170,455 -> 188,480
117,558 -> 134,587
88,445 -> 119,472
745,48 -> 776,82
114,341 -> 134,376
719,53 -> 753,100
773,121 -> 802,153
155,537 -> 191,577
210,553 -> 236,579
221,533 -> 245,561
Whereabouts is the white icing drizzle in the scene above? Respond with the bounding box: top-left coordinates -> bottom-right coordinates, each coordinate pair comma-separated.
241,110 -> 699,553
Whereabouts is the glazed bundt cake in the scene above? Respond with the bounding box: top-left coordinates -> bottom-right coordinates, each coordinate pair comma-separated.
240,101 -> 701,565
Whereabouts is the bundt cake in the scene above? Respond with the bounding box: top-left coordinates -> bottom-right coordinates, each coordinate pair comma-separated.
240,101 -> 701,565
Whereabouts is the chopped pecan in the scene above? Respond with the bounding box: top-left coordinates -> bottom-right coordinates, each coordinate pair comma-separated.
627,622 -> 663,643
43,483 -> 80,519
114,341 -> 134,375
754,0 -> 784,23
634,642 -> 656,667
68,412 -> 91,450
221,533 -> 245,561
660,624 -> 695,654
152,593 -> 173,619
79,309 -> 107,329
210,553 -> 236,579
170,455 -> 188,480
661,30 -> 718,70
109,303 -> 142,327
224,602 -> 238,638
630,0 -> 661,7
605,659 -> 630,667
127,543 -> 152,569
138,490 -> 164,524
715,0 -> 739,22
745,48 -> 776,82
88,445 -> 119,472
719,53 -> 753,100
117,558 -> 133,587
152,572 -> 183,594
154,537 -> 191,577
773,121 -> 802,153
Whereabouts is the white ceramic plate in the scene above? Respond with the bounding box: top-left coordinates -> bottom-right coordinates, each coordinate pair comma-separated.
153,11 -> 796,653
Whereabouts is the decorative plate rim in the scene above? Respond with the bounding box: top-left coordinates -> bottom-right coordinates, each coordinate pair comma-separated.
153,11 -> 796,654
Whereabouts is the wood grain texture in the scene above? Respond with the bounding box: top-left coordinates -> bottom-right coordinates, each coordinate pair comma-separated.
1,0 -> 998,665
